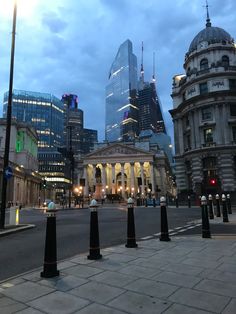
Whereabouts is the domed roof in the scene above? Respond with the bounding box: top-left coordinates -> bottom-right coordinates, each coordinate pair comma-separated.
188,25 -> 233,53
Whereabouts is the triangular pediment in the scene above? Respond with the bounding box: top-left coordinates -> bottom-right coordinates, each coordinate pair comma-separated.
86,143 -> 153,158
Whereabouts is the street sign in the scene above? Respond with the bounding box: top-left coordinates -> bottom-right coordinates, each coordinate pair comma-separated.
4,166 -> 13,179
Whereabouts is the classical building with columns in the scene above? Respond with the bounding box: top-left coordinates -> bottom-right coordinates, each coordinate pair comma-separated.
170,12 -> 236,200
78,142 -> 175,199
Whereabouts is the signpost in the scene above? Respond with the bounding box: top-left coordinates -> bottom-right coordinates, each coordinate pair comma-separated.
4,166 -> 13,180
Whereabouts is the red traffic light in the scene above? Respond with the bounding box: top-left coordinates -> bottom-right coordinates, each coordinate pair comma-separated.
209,178 -> 216,185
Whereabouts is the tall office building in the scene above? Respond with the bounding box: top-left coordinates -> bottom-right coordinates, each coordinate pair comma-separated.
105,39 -> 139,142
3,90 -> 64,148
62,94 -> 84,158
138,81 -> 166,134
61,94 -> 98,157
138,46 -> 166,134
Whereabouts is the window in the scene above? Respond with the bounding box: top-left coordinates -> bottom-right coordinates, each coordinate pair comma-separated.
202,107 -> 212,120
199,82 -> 208,94
200,58 -> 208,70
202,157 -> 217,179
229,79 -> 236,91
204,128 -> 213,143
222,55 -> 229,67
232,126 -> 236,142
230,104 -> 236,116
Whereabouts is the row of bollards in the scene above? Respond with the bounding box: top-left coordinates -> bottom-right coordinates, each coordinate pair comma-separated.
40,196 -> 171,278
41,193 -> 232,278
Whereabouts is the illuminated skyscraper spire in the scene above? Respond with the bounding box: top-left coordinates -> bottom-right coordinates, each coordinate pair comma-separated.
152,52 -> 156,82
140,41 -> 144,83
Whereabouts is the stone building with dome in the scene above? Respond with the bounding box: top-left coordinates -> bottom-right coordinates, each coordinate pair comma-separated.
170,9 -> 236,201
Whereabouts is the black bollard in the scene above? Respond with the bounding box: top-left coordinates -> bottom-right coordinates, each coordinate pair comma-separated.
222,194 -> 229,223
175,196 -> 179,208
227,194 -> 232,214
126,197 -> 138,248
208,194 -> 214,219
188,195 -> 191,208
41,202 -> 59,278
145,198 -> 148,207
153,197 -> 156,207
159,196 -> 171,241
88,199 -> 102,260
201,196 -> 211,238
215,194 -> 221,217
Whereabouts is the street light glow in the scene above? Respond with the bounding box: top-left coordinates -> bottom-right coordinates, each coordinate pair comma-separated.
0,0 -> 38,18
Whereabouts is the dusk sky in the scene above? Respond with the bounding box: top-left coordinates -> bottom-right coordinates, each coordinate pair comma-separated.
1,0 -> 236,142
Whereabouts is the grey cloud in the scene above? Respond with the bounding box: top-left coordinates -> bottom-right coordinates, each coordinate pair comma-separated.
42,12 -> 68,34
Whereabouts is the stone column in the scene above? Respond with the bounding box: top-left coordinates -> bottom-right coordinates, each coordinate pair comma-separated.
140,162 -> 145,195
150,162 -> 155,193
83,165 -> 88,196
92,165 -> 96,188
101,164 -> 106,188
121,163 -> 125,197
111,164 -> 116,194
130,162 -> 135,193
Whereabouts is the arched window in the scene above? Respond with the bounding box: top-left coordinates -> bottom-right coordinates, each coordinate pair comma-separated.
200,58 -> 208,70
222,55 -> 229,67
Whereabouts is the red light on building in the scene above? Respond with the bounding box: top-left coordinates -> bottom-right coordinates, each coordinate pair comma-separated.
209,178 -> 216,185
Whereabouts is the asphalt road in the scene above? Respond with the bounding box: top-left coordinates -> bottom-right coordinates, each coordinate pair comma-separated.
0,204 -> 205,281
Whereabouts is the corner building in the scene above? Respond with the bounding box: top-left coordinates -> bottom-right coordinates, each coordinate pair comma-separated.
170,15 -> 236,200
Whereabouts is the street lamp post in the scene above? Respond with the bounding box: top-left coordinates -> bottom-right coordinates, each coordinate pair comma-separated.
0,1 -> 17,229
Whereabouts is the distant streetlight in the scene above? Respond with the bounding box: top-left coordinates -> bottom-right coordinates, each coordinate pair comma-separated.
0,1 -> 17,229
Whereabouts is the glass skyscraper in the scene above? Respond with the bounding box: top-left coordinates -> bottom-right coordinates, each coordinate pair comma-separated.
3,89 -> 64,148
105,39 -> 139,142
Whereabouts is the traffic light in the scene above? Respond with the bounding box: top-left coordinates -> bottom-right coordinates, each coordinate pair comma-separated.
209,178 -> 216,186
43,180 -> 47,188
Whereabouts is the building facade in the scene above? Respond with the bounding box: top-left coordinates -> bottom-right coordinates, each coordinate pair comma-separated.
170,13 -> 236,199
105,39 -> 139,142
78,142 -> 175,200
0,119 -> 41,206
3,90 -> 64,148
138,79 -> 166,134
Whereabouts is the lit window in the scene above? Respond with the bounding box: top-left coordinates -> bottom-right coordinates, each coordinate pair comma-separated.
204,128 -> 213,143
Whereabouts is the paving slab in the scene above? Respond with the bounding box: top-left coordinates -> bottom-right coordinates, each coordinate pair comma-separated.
69,281 -> 124,303
89,257 -> 126,271
222,298 -> 236,314
160,261 -> 204,276
0,295 -> 27,314
107,290 -> 171,314
217,262 -> 236,273
74,303 -> 125,314
90,270 -> 137,287
169,287 -> 230,313
1,281 -> 55,303
195,278 -> 236,298
27,290 -> 90,314
154,270 -> 201,288
63,264 -> 104,278
13,308 -> 44,314
125,277 -> 178,299
117,264 -> 160,279
39,275 -> 88,292
181,257 -> 222,269
163,303 -> 214,314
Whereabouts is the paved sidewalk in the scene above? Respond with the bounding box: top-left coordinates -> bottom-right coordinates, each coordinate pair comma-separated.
0,216 -> 236,313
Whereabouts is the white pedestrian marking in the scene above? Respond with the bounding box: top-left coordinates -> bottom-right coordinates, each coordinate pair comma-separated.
141,236 -> 153,240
